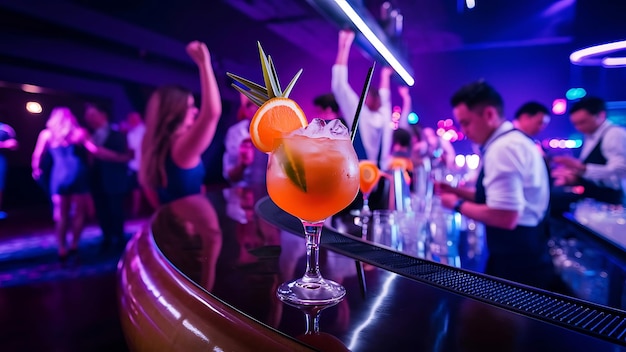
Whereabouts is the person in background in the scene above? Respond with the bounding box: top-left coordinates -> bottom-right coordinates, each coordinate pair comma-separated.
140,41 -> 222,206
0,121 -> 18,219
222,93 -> 266,187
312,92 -> 348,127
406,123 -> 424,159
387,127 -> 414,171
332,29 -> 393,169
32,107 -> 123,259
513,101 -> 552,185
513,101 -> 550,138
124,111 -> 146,217
422,127 -> 457,171
437,80 -> 562,291
392,86 -> 428,181
84,102 -> 132,250
387,127 -> 414,188
551,96 -> 626,215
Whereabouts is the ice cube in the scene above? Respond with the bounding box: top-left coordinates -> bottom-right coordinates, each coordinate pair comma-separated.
289,118 -> 324,137
304,118 -> 326,136
324,119 -> 349,138
288,118 -> 349,139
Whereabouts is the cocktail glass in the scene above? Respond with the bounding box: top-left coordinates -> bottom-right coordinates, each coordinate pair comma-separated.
267,119 -> 359,306
357,160 -> 380,217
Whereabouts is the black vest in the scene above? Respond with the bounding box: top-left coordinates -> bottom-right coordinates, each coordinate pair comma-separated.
578,128 -> 624,204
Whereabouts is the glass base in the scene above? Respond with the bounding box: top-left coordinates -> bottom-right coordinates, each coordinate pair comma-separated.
277,277 -> 346,306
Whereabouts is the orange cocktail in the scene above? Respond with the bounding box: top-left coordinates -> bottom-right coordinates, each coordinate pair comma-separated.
267,134 -> 359,222
228,41 -> 362,306
359,160 -> 380,195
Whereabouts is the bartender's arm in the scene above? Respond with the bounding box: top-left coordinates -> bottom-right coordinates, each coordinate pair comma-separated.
440,193 -> 519,230
436,182 -> 475,201
552,128 -> 626,186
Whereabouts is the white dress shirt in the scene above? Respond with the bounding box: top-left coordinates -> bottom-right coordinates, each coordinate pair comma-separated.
222,119 -> 267,187
579,120 -> 626,190
481,121 -> 550,226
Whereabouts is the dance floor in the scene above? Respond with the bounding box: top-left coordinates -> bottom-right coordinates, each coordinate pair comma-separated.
0,206 -> 145,351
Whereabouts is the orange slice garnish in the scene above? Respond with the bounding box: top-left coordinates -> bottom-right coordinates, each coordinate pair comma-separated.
249,97 -> 308,153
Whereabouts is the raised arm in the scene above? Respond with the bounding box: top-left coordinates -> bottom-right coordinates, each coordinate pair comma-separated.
335,30 -> 355,66
331,30 -> 360,126
379,66 -> 393,91
172,41 -> 222,168
398,86 -> 412,129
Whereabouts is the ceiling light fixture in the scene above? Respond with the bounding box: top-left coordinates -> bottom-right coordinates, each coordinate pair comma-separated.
569,39 -> 626,67
602,57 -> 626,67
333,0 -> 415,86
26,101 -> 43,114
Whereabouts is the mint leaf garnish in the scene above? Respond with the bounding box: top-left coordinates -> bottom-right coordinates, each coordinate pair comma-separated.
280,149 -> 307,193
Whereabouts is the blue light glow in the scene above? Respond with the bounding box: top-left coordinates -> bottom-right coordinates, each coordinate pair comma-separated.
566,88 -> 587,100
348,273 -> 397,350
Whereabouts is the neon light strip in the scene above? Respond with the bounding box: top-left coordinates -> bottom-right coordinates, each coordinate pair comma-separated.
334,0 -> 415,86
569,39 -> 626,66
602,57 -> 626,67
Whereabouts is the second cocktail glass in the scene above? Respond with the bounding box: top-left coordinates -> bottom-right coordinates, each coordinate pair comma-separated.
357,160 -> 380,217
267,119 -> 359,306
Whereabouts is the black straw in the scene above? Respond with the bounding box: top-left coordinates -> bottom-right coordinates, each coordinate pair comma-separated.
350,62 -> 376,143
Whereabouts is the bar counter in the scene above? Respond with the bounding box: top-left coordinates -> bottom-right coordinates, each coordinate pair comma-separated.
117,186 -> 626,351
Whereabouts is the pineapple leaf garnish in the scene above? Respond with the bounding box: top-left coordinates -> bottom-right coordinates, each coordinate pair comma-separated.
231,84 -> 265,107
268,56 -> 282,97
230,82 -> 267,103
258,43 -> 277,99
226,72 -> 268,95
227,41 -> 302,107
283,69 -> 303,98
226,41 -> 306,190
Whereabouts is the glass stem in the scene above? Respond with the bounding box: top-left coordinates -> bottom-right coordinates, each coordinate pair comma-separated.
303,307 -> 322,334
301,221 -> 324,283
362,193 -> 370,213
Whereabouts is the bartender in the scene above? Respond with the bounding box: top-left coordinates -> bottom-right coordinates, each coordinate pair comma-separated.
437,80 -> 562,291
550,96 -> 626,215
